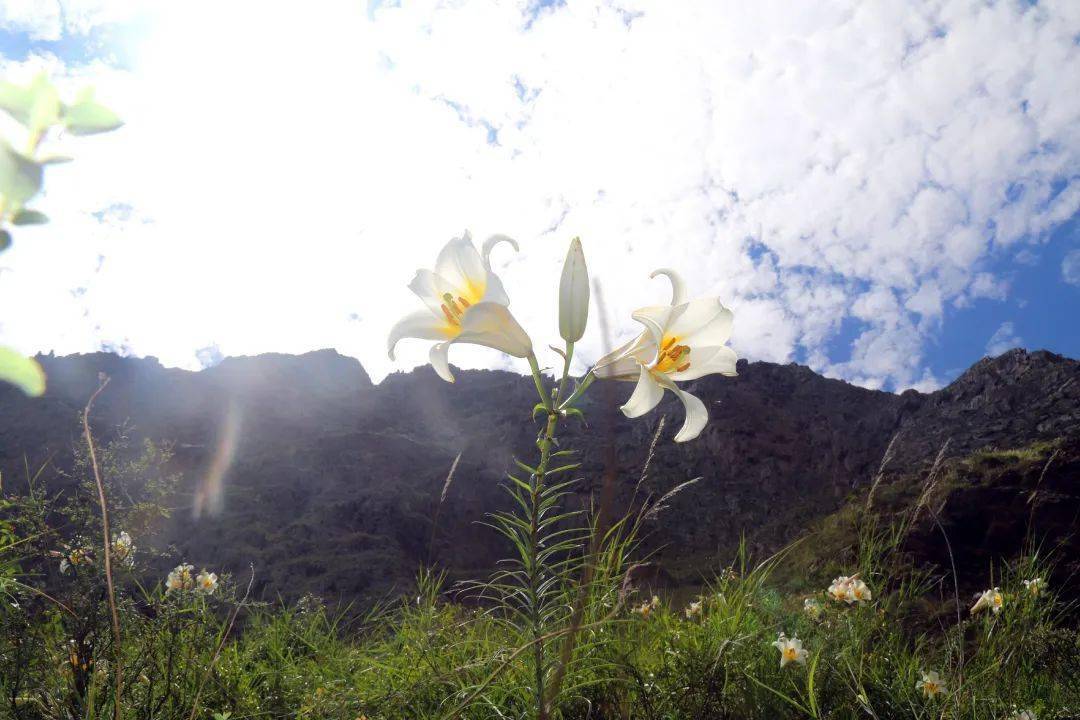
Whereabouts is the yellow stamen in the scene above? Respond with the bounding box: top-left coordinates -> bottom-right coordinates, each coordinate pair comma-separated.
458,296 -> 471,308
661,336 -> 678,352
442,293 -> 464,316
441,304 -> 459,326
676,362 -> 690,373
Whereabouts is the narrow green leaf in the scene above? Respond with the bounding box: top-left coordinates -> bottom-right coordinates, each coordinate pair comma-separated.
11,208 -> 47,226
63,89 -> 123,136
0,346 -> 46,396
0,139 -> 43,206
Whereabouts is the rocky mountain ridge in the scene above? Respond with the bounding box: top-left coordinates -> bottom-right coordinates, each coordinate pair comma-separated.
0,348 -> 1076,601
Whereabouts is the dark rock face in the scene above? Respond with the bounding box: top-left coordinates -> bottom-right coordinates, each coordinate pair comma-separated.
0,348 -> 1076,602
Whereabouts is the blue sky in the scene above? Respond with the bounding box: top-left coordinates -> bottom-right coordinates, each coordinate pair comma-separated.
0,1 -> 1078,392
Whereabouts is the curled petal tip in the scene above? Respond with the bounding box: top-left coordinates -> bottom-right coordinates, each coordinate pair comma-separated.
649,268 -> 688,306
482,234 -> 519,265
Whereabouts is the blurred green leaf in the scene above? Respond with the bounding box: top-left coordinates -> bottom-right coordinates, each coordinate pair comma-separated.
0,139 -> 43,206
0,346 -> 46,396
11,208 -> 47,225
39,155 -> 74,165
0,229 -> 10,252
0,74 -> 60,135
63,88 -> 123,136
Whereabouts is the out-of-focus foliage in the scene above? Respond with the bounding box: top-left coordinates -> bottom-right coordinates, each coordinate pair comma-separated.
0,72 -> 123,397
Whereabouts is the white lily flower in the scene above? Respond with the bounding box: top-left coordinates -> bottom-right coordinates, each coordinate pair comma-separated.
593,270 -> 737,442
166,563 -> 195,592
387,231 -> 533,382
916,669 -> 946,699
772,633 -> 807,668
196,570 -> 219,594
1022,577 -> 1044,596
632,594 -> 661,618
827,575 -> 853,602
848,578 -> 872,604
684,599 -> 703,619
558,237 -> 589,344
1009,709 -> 1036,720
971,587 -> 1003,615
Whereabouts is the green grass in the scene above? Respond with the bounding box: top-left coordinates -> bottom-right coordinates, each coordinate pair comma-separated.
2,435 -> 1077,719
2,531 -> 1076,719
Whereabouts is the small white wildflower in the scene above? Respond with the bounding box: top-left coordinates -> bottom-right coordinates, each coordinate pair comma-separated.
971,587 -> 1003,615
803,597 -> 822,619
1022,578 -> 1044,596
684,599 -> 702,619
916,670 -> 946,699
771,633 -> 807,668
632,595 -> 660,619
166,563 -> 195,592
1008,709 -> 1036,720
112,531 -> 134,565
196,570 -> 218,595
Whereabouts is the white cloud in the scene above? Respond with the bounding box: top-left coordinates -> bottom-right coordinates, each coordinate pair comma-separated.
1063,248 -> 1080,286
986,321 -> 1023,357
0,1 -> 62,41
0,0 -> 1078,391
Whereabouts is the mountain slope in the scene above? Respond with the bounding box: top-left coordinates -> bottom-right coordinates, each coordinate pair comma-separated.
0,348 -> 1076,602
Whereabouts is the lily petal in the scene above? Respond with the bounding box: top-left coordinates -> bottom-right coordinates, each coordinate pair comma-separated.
656,375 -> 708,442
408,269 -> 460,318
620,366 -> 664,418
456,302 -> 533,358
480,234 -> 518,306
435,232 -> 487,302
593,332 -> 657,381
429,342 -> 455,383
664,299 -> 733,345
482,233 -> 519,267
650,268 -> 688,306
629,305 -> 674,350
668,345 -> 738,381
387,310 -> 454,360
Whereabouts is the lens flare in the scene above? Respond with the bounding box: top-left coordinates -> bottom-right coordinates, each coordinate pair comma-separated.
193,400 -> 242,519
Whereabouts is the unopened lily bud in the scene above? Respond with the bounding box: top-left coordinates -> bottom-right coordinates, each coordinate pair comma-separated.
558,237 -> 589,344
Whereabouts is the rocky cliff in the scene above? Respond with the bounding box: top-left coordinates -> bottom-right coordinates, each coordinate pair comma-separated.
0,348 -> 1076,602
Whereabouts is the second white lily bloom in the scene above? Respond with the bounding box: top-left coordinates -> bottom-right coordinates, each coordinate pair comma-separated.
387,231 -> 533,382
593,270 -> 737,442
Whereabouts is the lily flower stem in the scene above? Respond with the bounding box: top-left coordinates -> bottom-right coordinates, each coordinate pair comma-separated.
528,354 -> 552,412
522,345 -> 576,720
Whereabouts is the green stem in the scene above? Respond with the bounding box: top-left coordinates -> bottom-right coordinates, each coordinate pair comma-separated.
524,344 -> 577,720
528,354 -> 551,411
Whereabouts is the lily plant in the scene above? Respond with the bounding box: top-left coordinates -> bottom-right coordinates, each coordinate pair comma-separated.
388,231 -> 738,719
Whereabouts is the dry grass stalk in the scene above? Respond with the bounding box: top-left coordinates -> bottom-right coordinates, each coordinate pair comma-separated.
644,477 -> 702,521
82,374 -> 122,720
427,451 -> 462,566
864,430 -> 902,512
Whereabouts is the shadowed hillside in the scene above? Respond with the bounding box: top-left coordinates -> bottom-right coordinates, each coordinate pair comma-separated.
1,348 -> 1077,602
